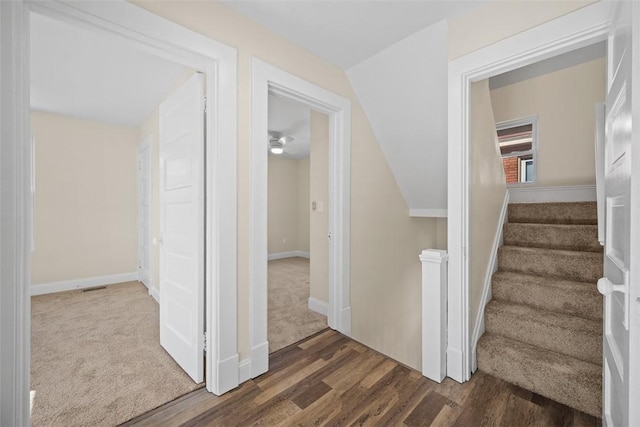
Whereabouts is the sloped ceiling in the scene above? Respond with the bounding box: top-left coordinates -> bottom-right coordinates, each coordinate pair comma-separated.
347,21 -> 449,215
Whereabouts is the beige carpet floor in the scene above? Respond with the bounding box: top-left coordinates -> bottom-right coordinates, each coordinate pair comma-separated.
31,281 -> 202,427
268,257 -> 327,353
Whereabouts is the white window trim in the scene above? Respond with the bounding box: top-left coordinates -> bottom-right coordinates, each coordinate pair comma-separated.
496,116 -> 538,186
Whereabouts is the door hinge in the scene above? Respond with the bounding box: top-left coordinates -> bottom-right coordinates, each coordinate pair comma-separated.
203,333 -> 207,352
204,96 -> 207,114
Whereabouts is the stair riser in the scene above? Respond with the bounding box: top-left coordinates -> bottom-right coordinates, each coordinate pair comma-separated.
503,223 -> 601,253
508,202 -> 597,225
477,334 -> 601,417
485,305 -> 602,365
492,276 -> 602,321
499,247 -> 603,283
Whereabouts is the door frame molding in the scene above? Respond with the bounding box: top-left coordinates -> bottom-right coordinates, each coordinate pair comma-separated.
249,58 -> 352,378
1,3 -> 238,422
137,134 -> 153,294
447,1 -> 610,383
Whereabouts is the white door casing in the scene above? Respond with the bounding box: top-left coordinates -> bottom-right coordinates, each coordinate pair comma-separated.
250,59 -> 351,379
137,136 -> 152,291
159,73 -> 205,383
598,2 -> 640,425
2,3 -> 238,423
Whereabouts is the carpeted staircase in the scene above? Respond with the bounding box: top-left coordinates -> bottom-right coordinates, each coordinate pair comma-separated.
476,201 -> 603,417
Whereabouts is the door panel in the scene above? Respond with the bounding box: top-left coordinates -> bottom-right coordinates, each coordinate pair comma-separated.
599,2 -> 637,425
159,73 -> 205,384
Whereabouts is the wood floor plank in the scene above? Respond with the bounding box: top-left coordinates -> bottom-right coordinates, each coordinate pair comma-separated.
123,330 -> 602,427
290,380 -> 332,410
404,390 -> 449,427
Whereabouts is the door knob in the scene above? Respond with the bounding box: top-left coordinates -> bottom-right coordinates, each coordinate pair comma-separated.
597,273 -> 628,295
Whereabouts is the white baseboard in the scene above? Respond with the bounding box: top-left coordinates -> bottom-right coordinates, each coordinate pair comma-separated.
238,358 -> 252,384
308,297 -> 328,316
215,353 -> 240,395
251,341 -> 269,378
31,272 -> 139,296
508,184 -> 596,203
471,191 -> 509,373
148,287 -> 160,303
446,346 -> 465,383
268,251 -> 310,261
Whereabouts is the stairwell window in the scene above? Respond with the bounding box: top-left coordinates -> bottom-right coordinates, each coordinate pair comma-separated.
497,117 -> 537,184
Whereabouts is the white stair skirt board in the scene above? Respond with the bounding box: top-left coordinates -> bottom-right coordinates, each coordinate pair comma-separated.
30,272 -> 139,296
471,192 -> 509,373
509,185 -> 596,204
267,251 -> 310,261
308,297 -> 328,316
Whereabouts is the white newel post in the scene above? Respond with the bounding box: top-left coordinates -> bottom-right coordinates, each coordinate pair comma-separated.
420,249 -> 448,383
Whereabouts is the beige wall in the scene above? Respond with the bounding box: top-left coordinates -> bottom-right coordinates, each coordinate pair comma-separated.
490,57 -> 606,187
267,155 -> 309,255
447,0 -> 597,60
297,157 -> 310,254
134,0 -> 440,370
30,111 -> 139,285
469,80 -> 508,335
310,111 -> 329,303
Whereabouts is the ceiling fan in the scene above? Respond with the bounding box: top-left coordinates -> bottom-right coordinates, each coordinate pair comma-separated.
268,131 -> 295,154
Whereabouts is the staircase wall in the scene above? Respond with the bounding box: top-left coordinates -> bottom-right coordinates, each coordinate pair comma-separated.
490,56 -> 606,188
468,80 -> 508,338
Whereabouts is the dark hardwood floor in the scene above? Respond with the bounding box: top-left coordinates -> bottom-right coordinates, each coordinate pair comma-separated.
122,329 -> 601,427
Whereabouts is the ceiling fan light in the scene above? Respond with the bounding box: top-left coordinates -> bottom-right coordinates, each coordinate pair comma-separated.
270,146 -> 284,154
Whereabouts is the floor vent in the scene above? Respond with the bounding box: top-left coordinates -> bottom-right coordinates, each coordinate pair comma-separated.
82,286 -> 107,292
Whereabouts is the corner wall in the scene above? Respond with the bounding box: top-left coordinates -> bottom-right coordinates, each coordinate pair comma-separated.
30,111 -> 138,286
267,155 -> 309,256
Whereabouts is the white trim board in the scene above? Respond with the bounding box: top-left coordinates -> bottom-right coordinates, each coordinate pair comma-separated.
409,208 -> 448,218
0,2 -> 31,423
447,1 -> 610,383
251,58 -> 352,380
508,184 -> 597,204
308,297 -> 328,316
470,191 -> 509,373
1,2 -> 239,419
268,251 -> 310,261
31,272 -> 139,296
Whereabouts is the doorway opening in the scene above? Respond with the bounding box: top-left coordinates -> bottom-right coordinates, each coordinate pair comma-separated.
1,1 -> 239,424
266,94 -> 329,353
447,1 -> 609,385
249,59 -> 351,379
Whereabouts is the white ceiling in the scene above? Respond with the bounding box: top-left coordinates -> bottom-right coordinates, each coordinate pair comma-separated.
268,94 -> 311,159
221,0 -> 488,69
30,12 -> 188,128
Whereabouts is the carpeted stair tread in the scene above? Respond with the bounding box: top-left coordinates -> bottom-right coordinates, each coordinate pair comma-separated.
503,223 -> 602,253
477,333 -> 601,417
498,246 -> 603,283
492,271 -> 602,321
508,202 -> 597,225
485,300 -> 602,365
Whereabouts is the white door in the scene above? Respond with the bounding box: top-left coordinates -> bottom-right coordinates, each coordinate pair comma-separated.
598,1 -> 639,425
159,73 -> 205,383
137,137 -> 152,289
